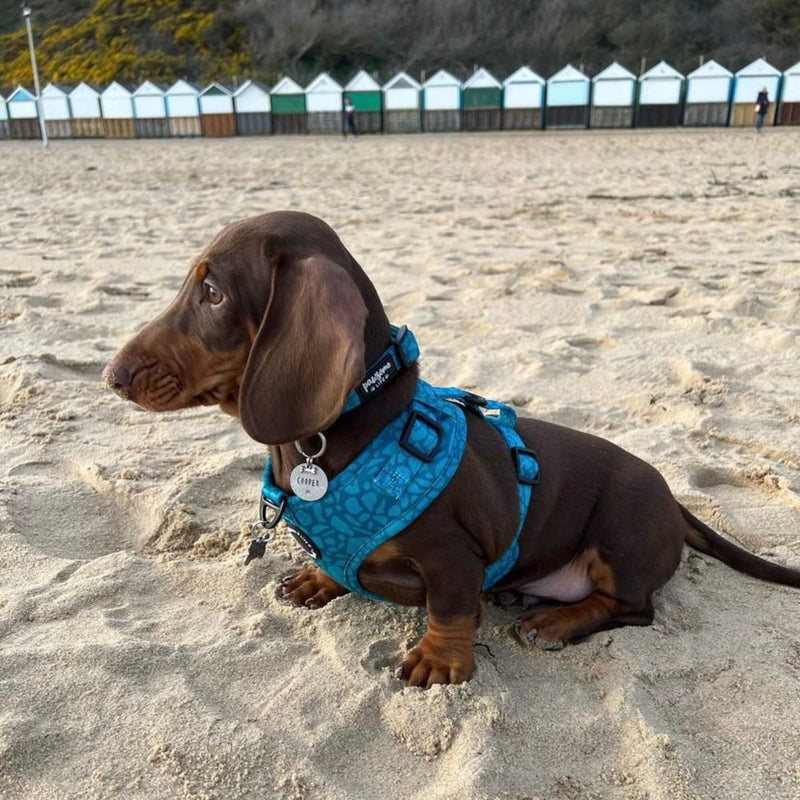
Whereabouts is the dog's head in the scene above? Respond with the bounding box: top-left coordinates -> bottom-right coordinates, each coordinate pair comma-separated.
103,211 -> 385,444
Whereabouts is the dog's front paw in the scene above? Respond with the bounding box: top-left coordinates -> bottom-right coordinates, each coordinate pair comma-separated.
277,566 -> 348,609
399,638 -> 475,688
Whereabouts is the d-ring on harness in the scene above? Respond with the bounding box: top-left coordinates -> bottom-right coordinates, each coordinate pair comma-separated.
245,326 -> 539,596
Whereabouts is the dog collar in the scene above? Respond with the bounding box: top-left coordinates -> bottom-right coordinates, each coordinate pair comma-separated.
340,325 -> 420,415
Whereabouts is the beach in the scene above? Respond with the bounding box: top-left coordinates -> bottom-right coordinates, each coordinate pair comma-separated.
1,128 -> 799,800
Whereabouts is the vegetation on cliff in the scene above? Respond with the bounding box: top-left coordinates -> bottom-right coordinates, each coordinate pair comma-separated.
1,0 -> 799,89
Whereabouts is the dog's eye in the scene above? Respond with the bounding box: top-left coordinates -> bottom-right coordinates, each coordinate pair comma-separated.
203,280 -> 223,305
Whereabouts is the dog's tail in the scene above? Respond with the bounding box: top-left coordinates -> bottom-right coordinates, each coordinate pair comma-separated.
681,505 -> 800,588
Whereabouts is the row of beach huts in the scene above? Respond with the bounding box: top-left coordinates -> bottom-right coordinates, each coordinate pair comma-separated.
3,58 -> 800,140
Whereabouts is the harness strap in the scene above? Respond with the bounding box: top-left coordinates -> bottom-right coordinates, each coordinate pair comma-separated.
435,387 -> 539,590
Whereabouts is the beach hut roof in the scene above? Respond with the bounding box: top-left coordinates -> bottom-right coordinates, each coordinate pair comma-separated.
165,79 -> 201,95
8,86 -> 35,102
233,79 -> 271,96
345,70 -> 380,92
382,71 -> 421,91
200,81 -> 233,96
423,69 -> 461,88
592,62 -> 636,82
687,59 -> 732,79
464,67 -> 501,90
70,82 -> 102,98
736,57 -> 780,78
272,76 -> 303,94
134,80 -> 166,95
42,82 -> 70,97
785,61 -> 800,75
548,64 -> 589,83
102,81 -> 134,97
503,66 -> 545,86
305,72 -> 342,93
639,61 -> 684,81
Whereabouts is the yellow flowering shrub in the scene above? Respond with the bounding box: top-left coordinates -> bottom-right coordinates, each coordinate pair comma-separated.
0,0 -> 253,88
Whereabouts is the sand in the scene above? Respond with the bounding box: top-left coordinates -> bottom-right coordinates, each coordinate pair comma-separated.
1,128 -> 799,800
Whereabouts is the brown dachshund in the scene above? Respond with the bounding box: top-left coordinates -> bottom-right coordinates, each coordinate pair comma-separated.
103,211 -> 800,688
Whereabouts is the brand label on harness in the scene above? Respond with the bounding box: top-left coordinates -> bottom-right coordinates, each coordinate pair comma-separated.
357,356 -> 397,399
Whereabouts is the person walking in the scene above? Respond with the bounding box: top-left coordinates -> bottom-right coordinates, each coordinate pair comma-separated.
343,95 -> 359,138
755,87 -> 770,133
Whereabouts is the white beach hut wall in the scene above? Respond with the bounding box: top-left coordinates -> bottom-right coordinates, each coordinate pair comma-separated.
731,58 -> 781,127
778,61 -> 800,125
462,67 -> 502,131
270,76 -> 306,134
683,60 -> 732,126
343,70 -> 382,133
165,79 -> 201,137
590,62 -> 636,128
69,82 -> 104,138
305,73 -> 343,134
545,64 -> 590,128
133,81 -> 169,138
636,61 -> 684,127
7,86 -> 41,139
101,82 -> 135,138
199,83 -> 236,136
233,80 -> 271,135
502,66 -> 545,129
382,71 -> 421,133
41,83 -> 73,138
422,69 -> 462,131
0,92 -> 8,139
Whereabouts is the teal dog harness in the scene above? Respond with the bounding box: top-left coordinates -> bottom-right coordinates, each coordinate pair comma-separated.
247,327 -> 539,600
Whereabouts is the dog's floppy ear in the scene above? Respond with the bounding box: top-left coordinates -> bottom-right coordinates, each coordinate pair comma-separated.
239,255 -> 367,445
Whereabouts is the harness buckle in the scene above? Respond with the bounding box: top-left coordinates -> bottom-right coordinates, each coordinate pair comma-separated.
511,447 -> 540,486
399,410 -> 442,463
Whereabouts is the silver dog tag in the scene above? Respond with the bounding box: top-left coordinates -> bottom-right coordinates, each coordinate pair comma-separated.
290,462 -> 328,501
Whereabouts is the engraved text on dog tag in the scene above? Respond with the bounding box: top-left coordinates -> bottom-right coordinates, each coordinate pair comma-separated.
290,461 -> 329,501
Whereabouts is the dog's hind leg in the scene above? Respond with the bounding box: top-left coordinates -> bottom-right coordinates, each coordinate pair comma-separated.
513,547 -> 655,649
514,593 -> 654,650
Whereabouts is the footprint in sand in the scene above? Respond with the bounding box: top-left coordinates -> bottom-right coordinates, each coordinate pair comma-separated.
5,461 -> 146,560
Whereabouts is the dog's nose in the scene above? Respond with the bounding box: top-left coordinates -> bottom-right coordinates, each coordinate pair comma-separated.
102,362 -> 132,394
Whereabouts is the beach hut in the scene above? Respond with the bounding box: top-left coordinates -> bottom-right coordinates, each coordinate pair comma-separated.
233,80 -> 271,135
502,66 -> 545,129
7,86 -> 40,139
731,58 -> 781,127
101,81 -> 135,138
343,70 -> 382,133
683,60 -> 733,126
422,69 -> 462,131
305,73 -> 343,134
69,82 -> 103,137
0,92 -> 8,139
271,77 -> 306,134
590,62 -> 636,127
636,61 -> 684,127
545,65 -> 590,128
462,67 -> 502,131
382,72 -> 421,133
778,61 -> 800,125
41,83 -> 73,138
132,81 -> 168,138
199,82 -> 236,136
165,80 -> 201,137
